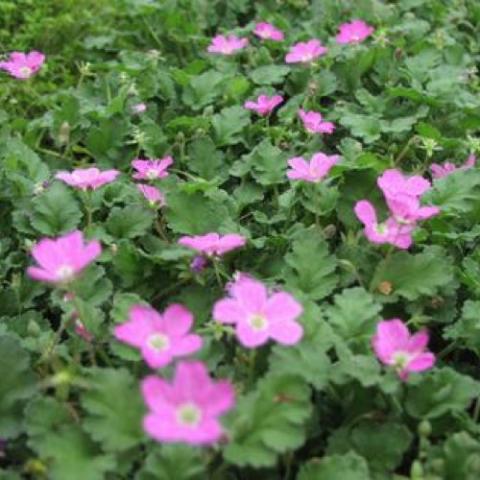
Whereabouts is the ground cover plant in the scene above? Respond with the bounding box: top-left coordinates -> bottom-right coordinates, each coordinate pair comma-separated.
2,0 -> 480,478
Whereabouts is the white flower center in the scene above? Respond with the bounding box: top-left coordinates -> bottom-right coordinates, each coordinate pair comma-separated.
146,169 -> 158,180
176,402 -> 202,427
248,313 -> 268,331
19,66 -> 32,77
374,223 -> 389,236
56,265 -> 75,282
147,333 -> 170,352
392,351 -> 411,371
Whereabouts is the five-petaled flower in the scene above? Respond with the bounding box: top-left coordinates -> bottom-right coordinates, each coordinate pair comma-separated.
132,157 -> 173,181
336,20 -> 374,44
298,109 -> 335,134
27,230 -> 101,284
207,35 -> 248,55
142,361 -> 235,445
244,94 -> 284,116
287,152 -> 340,183
114,304 -> 202,369
213,275 -> 303,348
178,233 -> 246,257
372,319 -> 436,380
253,22 -> 284,41
55,167 -> 119,190
0,51 -> 45,79
285,39 -> 327,63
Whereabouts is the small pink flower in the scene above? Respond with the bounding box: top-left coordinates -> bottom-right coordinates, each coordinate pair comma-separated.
298,109 -> 335,134
115,304 -> 202,369
372,319 -> 435,380
142,360 -> 235,445
207,35 -> 248,55
131,157 -> 173,181
55,167 -> 119,190
336,20 -> 374,45
377,169 -> 431,201
253,22 -> 284,41
430,154 -> 476,179
178,233 -> 246,257
132,103 -> 147,114
354,200 -> 414,249
244,94 -> 284,116
213,275 -> 303,348
27,230 -> 101,284
0,51 -> 45,79
137,184 -> 166,207
285,39 -> 327,64
287,152 -> 340,183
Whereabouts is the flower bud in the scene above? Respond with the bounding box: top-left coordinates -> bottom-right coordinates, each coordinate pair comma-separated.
418,420 -> 432,438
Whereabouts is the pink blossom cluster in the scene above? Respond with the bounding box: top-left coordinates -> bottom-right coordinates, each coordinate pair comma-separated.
131,157 -> 172,207
355,169 -> 440,249
207,19 -> 374,58
0,51 -> 45,79
430,154 -> 476,179
287,152 -> 340,183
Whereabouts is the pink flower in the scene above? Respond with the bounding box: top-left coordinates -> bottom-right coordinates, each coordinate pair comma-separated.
386,194 -> 440,225
27,230 -> 101,284
114,304 -> 202,369
178,233 -> 246,257
430,154 -> 476,179
285,39 -> 327,64
55,167 -> 119,190
244,94 -> 284,116
377,169 -> 431,201
131,157 -> 173,180
354,200 -> 414,249
298,109 -> 335,134
213,276 -> 303,348
0,51 -> 45,79
253,22 -> 284,41
137,184 -> 166,207
287,152 -> 340,183
336,20 -> 374,45
207,35 -> 248,55
372,319 -> 435,380
132,103 -> 147,114
142,360 -> 235,445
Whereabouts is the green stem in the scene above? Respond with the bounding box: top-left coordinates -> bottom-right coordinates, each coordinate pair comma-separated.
437,340 -> 459,360
368,244 -> 394,293
212,259 -> 223,289
82,190 -> 93,228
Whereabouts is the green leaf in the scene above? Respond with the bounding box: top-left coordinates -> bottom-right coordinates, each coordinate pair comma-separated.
82,368 -> 145,451
165,190 -> 231,234
328,420 -> 412,472
240,139 -> 285,186
445,301 -> 480,355
25,397 -> 114,480
326,288 -> 381,343
283,227 -> 338,301
339,113 -> 382,144
0,335 -> 36,438
137,445 -> 205,480
212,106 -> 250,146
249,65 -> 290,85
406,368 -> 480,419
182,70 -> 225,110
73,265 -> 113,307
31,183 -> 82,236
298,451 -> 371,480
224,374 -> 312,467
187,136 -> 224,180
106,206 -> 154,239
370,246 -> 454,300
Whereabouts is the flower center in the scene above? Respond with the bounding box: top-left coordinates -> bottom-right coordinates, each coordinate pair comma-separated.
374,223 -> 389,236
248,313 -> 268,331
176,403 -> 202,427
392,351 -> 411,371
147,333 -> 170,352
146,169 -> 158,180
56,265 -> 75,282
19,66 -> 32,78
